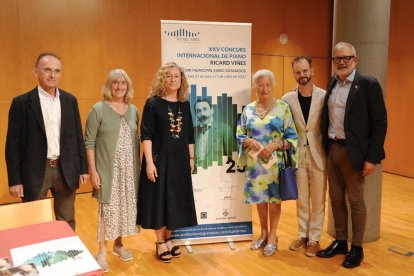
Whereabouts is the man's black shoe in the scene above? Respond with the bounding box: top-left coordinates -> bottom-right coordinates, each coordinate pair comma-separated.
316,240 -> 348,258
343,245 -> 364,268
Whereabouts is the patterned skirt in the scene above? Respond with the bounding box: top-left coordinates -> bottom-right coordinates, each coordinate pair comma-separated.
98,117 -> 138,241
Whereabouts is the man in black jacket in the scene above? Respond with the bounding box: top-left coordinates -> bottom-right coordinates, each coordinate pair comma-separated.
317,42 -> 387,268
5,52 -> 88,230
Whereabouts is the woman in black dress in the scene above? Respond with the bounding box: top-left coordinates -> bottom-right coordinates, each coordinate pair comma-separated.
137,62 -> 197,263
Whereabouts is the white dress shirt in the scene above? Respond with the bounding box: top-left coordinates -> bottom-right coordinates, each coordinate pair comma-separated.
328,69 -> 356,140
38,86 -> 61,159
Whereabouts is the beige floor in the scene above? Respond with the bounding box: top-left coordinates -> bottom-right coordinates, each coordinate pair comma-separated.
75,172 -> 414,275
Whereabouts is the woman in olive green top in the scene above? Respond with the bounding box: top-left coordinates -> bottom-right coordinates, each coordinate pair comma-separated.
85,69 -> 140,273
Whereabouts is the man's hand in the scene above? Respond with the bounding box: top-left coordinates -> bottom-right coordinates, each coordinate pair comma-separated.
9,184 -> 24,198
362,161 -> 377,176
79,174 -> 89,185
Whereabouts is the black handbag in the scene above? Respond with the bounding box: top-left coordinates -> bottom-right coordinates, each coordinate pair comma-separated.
279,147 -> 298,201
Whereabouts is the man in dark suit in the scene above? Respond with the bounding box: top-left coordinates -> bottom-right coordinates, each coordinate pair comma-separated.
5,52 -> 88,230
317,42 -> 387,268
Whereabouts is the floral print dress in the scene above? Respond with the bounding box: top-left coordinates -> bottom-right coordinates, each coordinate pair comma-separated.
236,100 -> 298,204
98,117 -> 138,241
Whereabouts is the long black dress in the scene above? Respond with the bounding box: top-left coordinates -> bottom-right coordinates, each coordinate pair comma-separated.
137,96 -> 198,230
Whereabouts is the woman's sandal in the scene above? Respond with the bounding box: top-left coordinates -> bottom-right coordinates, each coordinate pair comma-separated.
165,237 -> 181,258
263,238 -> 279,257
250,239 -> 267,250
156,241 -> 172,263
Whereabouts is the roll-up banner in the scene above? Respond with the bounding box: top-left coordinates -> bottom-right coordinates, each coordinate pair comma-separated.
161,20 -> 252,245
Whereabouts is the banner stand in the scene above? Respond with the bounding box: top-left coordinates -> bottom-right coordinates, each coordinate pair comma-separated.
161,20 -> 252,248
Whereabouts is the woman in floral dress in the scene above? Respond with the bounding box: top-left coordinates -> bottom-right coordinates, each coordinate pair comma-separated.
85,69 -> 140,272
237,69 -> 298,257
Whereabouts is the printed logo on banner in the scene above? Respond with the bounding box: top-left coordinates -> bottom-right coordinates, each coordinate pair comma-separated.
164,28 -> 200,42
200,212 -> 207,219
222,209 -> 229,217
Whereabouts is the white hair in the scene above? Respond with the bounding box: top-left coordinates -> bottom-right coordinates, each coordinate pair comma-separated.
252,69 -> 275,86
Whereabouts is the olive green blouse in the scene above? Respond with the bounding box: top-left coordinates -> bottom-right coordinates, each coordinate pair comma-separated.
85,101 -> 140,203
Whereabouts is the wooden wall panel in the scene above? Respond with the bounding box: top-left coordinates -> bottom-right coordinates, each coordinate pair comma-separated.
18,1 -> 67,92
251,1 -> 332,58
383,0 -> 414,177
0,0 -> 21,101
61,0 -> 106,100
0,0 -> 333,204
18,0 -> 106,97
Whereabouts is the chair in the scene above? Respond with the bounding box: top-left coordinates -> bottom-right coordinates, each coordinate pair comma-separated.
0,198 -> 54,231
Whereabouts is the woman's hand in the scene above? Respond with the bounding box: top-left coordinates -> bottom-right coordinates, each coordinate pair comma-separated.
259,143 -> 275,159
279,140 -> 289,150
259,140 -> 286,159
190,158 -> 195,173
244,138 -> 261,151
89,170 -> 101,190
146,162 -> 158,183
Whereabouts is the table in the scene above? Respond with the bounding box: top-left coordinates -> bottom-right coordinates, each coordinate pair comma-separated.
0,221 -> 103,275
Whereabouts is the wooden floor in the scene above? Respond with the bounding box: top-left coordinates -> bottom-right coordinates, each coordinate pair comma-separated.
74,173 -> 414,275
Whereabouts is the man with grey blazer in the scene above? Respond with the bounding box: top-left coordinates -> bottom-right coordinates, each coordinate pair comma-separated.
282,56 -> 327,257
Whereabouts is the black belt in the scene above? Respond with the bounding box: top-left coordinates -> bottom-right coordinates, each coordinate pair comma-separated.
329,139 -> 346,145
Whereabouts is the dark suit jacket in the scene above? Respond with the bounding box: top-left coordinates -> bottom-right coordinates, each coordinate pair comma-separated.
5,87 -> 88,201
321,70 -> 387,171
